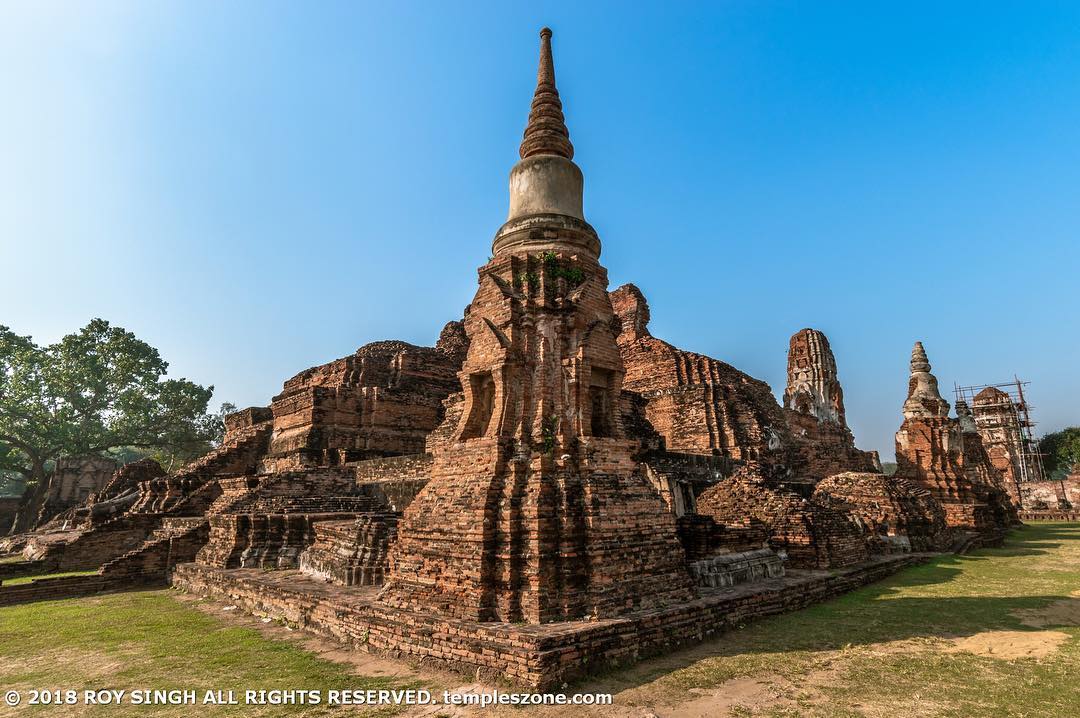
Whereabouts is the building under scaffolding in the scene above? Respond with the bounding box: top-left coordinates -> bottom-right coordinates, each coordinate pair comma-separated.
954,379 -> 1047,507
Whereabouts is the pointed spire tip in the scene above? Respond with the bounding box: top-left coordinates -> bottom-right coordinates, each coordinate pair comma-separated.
519,25 -> 574,160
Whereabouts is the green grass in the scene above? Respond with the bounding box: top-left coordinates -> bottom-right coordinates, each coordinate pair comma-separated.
2,571 -> 99,586
0,591 -> 422,717
598,521 -> 1080,717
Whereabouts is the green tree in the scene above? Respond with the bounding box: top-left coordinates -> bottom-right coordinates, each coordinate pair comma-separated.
0,319 -> 219,522
1040,427 -> 1080,479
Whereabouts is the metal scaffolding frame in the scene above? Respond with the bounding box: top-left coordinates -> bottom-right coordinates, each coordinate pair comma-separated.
954,378 -> 1047,492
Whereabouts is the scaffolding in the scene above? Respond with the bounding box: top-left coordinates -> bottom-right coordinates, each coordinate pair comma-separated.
954,378 -> 1047,489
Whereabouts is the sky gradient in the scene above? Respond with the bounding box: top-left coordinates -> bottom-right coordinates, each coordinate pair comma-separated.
2,2 -> 1078,460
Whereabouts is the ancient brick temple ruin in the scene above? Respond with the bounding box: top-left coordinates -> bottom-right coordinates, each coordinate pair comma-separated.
894,342 -> 1017,540
781,328 -> 880,485
0,28 -> 1023,687
952,382 -> 1076,514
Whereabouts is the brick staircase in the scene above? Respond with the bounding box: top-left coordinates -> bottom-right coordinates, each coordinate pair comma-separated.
131,422 -> 272,513
100,516 -> 210,582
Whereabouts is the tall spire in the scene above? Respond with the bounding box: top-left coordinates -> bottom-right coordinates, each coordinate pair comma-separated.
494,26 -> 597,260
519,27 -> 574,160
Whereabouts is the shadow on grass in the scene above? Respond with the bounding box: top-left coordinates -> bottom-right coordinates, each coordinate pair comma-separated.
578,522 -> 1079,692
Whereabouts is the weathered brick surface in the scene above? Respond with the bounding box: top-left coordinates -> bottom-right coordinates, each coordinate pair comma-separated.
675,514 -> 770,561
611,290 -> 876,485
813,472 -> 952,552
100,517 -> 209,581
382,244 -> 695,624
90,458 -> 165,507
223,406 -> 273,442
132,419 -> 272,514
784,409 -> 880,482
611,284 -> 790,464
784,329 -> 846,424
299,513 -> 400,586
0,574 -> 129,607
642,451 -> 731,516
351,454 -> 432,511
696,473 -> 870,569
263,327 -> 466,471
23,514 -> 163,571
196,470 -> 378,569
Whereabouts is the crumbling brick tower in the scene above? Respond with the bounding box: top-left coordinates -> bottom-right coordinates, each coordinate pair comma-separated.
967,388 -> 1027,504
380,28 -> 694,624
782,328 -> 879,480
784,329 -> 845,425
894,342 -> 996,534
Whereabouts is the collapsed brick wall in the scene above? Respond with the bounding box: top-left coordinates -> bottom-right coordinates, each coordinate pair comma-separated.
351,454 -> 432,511
675,514 -> 769,561
199,512 -> 365,569
90,458 -> 166,506
642,450 -> 731,516
1022,476 -> 1080,510
22,514 -> 163,572
610,284 -> 792,464
132,420 -> 272,514
352,454 -> 433,483
223,407 -> 273,443
813,472 -> 952,552
197,469 -> 378,569
696,474 -> 870,569
0,574 -> 128,607
100,517 -> 209,582
265,323 -> 467,470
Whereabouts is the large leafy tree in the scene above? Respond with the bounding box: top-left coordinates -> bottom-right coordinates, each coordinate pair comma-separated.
1040,427 -> 1080,479
0,319 -> 218,516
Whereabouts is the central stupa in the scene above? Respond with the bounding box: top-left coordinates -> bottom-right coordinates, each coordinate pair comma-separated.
379,28 -> 694,623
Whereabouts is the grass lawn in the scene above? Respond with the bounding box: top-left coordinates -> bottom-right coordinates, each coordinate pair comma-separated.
566,521 -> 1080,717
2,571 -> 99,586
0,591 -> 423,717
0,522 -> 1077,717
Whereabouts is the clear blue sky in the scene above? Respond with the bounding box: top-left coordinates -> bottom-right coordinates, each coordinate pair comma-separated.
2,2 -> 1078,460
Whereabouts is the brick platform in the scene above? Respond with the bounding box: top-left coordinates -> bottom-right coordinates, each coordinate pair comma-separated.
172,553 -> 927,689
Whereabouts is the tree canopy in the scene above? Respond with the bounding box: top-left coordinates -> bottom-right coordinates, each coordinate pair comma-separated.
1040,427 -> 1080,479
0,319 -> 220,490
